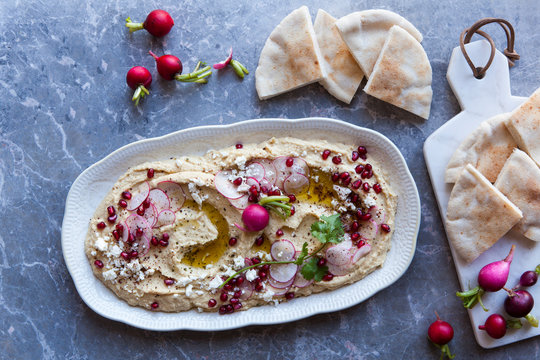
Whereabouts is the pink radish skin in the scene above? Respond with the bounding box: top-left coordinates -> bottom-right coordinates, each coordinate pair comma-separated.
126,182 -> 150,211
213,47 -> 233,70
241,204 -> 269,231
269,263 -> 298,283
268,275 -> 295,289
148,188 -> 171,212
149,51 -> 182,80
143,203 -> 158,228
478,245 -> 515,292
271,240 -> 296,261
479,314 -> 507,339
155,209 -> 176,227
265,283 -> 291,296
293,272 -> 313,288
214,171 -> 244,199
156,181 -> 185,211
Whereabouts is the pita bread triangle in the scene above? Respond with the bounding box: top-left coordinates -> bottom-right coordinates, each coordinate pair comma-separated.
445,164 -> 522,263
364,25 -> 432,119
495,149 -> 540,242
255,6 -> 326,100
445,113 -> 517,183
313,9 -> 364,104
335,9 -> 422,77
505,87 -> 540,167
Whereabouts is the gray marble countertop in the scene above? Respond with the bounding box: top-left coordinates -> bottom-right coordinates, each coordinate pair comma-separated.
1,0 -> 539,359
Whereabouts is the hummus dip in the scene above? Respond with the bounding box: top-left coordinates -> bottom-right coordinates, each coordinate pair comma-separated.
85,137 -> 397,313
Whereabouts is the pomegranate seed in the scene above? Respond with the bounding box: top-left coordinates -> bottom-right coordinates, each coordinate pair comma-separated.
351,151 -> 360,161
118,199 -> 127,209
107,206 -> 116,216
373,184 -> 382,193
261,186 -> 269,194
208,299 -> 217,307
107,214 -> 117,223
97,221 -> 106,230
276,229 -> 284,237
224,283 -> 233,291
136,206 -> 145,216
159,239 -> 169,247
233,302 -> 242,310
151,236 -> 158,246
351,221 -> 359,232
121,191 -> 132,200
360,212 -> 372,221
230,297 -> 239,305
323,274 -> 334,281
362,183 -> 371,192
121,252 -> 130,260
285,292 -> 295,300
269,189 -> 281,196
332,156 -> 342,164
127,234 -> 135,243
290,205 -> 295,216
367,170 -> 373,179
340,172 -> 350,181
262,264 -> 270,272
357,146 -> 367,155
235,143 -> 243,149
220,293 -> 228,302
230,278 -> 238,286
164,279 -> 175,286
317,258 -> 327,267
352,180 -> 362,189
228,237 -> 237,246
254,277 -> 262,285
351,194 -> 359,203
219,305 -> 227,315
94,260 -> 104,268
351,232 -> 360,241
112,230 -> 120,240
258,271 -> 267,280
285,158 -> 294,167
381,224 -> 391,233
288,194 -> 296,202
255,236 -> 264,246
151,302 -> 159,309
248,194 -> 258,203
135,227 -> 143,237
115,224 -> 124,233
249,185 -> 258,196
322,149 -> 331,160
331,173 -> 339,182
147,168 -> 154,178
130,250 -> 138,258
365,164 -> 372,171
357,240 -> 366,248
343,177 -> 352,186
355,165 -> 365,174
255,283 -> 264,292
143,198 -> 151,209
361,170 -> 370,179
236,277 -> 244,286
233,177 -> 242,186
234,290 -> 242,298
162,233 -> 170,241
251,257 -> 261,264
226,304 -> 234,313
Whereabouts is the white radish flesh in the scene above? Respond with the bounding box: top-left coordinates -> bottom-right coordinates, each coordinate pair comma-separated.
246,162 -> 265,182
214,171 -> 244,199
238,278 -> 253,300
270,240 -> 296,261
156,181 -> 185,211
351,244 -> 372,264
138,235 -> 150,256
228,194 -> 249,210
269,263 -> 298,283
256,159 -> 277,185
125,214 -> 152,240
126,182 -> 150,211
155,209 -> 176,227
360,220 -> 379,241
268,275 -> 295,289
143,203 -> 158,228
265,283 -> 291,296
326,262 -> 352,276
283,173 -> 309,194
292,272 -> 313,288
148,188 -> 171,212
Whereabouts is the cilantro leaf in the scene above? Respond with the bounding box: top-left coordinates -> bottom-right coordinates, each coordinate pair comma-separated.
310,214 -> 344,244
295,242 -> 309,265
301,257 -> 328,281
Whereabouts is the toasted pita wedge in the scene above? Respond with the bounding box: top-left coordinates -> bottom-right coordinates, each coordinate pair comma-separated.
363,25 -> 432,119
335,9 -> 422,77
495,149 -> 540,241
446,164 -> 522,263
255,6 -> 326,100
313,9 -> 364,104
505,87 -> 540,167
445,113 -> 517,183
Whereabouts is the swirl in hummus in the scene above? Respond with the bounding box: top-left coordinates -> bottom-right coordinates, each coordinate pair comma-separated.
85,137 -> 397,313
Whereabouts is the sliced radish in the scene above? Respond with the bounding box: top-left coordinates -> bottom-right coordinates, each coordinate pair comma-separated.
121,221 -> 130,242
237,278 -> 253,300
214,170 -> 244,200
360,219 -> 379,241
125,214 -> 152,240
268,275 -> 295,289
265,284 -> 290,296
155,209 -> 176,227
228,194 -> 249,210
290,157 -> 309,176
126,182 -> 150,211
369,206 -> 386,225
273,156 -> 310,190
270,240 -> 296,261
213,47 -> 233,69
293,271 -> 313,288
326,242 -> 353,266
269,263 -> 298,283
245,162 -> 265,182
245,177 -> 260,191
137,235 -> 150,256
143,203 -> 158,228
148,188 -> 170,213
283,173 -> 309,194
326,262 -> 351,276
255,159 -> 277,185
156,181 -> 185,211
351,243 -> 372,264
259,177 -> 273,190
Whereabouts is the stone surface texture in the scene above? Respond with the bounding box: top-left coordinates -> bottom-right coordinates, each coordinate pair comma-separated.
1,0 -> 539,359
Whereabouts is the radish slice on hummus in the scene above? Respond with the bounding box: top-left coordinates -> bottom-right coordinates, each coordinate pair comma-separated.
269,263 -> 298,283
148,188 -> 171,212
228,194 -> 249,210
143,203 -> 158,228
245,162 -> 265,182
292,272 -> 313,288
270,239 -> 296,261
268,274 -> 295,289
283,173 -> 309,194
265,283 -> 291,296
351,243 -> 371,264
238,278 -> 253,300
254,159 -> 277,185
326,261 -> 352,276
156,181 -> 185,211
138,235 -> 151,256
125,214 -> 152,240
126,182 -> 150,211
214,170 -> 244,199
360,219 -> 379,241
155,209 -> 176,227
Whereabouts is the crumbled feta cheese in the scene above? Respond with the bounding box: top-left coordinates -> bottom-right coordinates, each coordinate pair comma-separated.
94,237 -> 108,252
363,194 -> 377,208
223,267 -> 236,277
245,269 -> 258,282
126,259 -> 142,273
107,244 -> 122,258
186,284 -> 193,297
177,277 -> 192,286
205,264 -> 214,270
195,290 -> 204,296
263,290 -> 274,302
208,276 -> 223,289
265,253 -> 272,261
333,185 -> 352,200
234,156 -> 247,170
301,150 -> 307,157
146,268 -> 155,276
103,269 -> 117,281
90,250 -> 97,256
233,256 -> 245,270
313,175 -> 319,183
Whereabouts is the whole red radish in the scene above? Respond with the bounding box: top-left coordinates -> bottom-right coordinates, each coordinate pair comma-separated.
125,10 -> 174,37
456,245 -> 515,311
427,312 -> 455,359
478,314 -> 507,339
241,204 -> 269,232
126,66 -> 152,106
149,51 -> 182,80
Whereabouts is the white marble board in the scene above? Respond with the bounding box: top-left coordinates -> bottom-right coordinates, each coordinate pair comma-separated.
424,40 -> 540,348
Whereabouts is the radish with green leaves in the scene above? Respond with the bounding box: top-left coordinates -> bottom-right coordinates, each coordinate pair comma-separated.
126,66 -> 152,106
503,288 -> 538,327
125,10 -> 174,37
456,245 -> 515,311
427,312 -> 455,359
148,51 -> 212,83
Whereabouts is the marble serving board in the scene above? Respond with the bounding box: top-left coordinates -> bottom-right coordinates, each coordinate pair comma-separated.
424,40 -> 540,348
